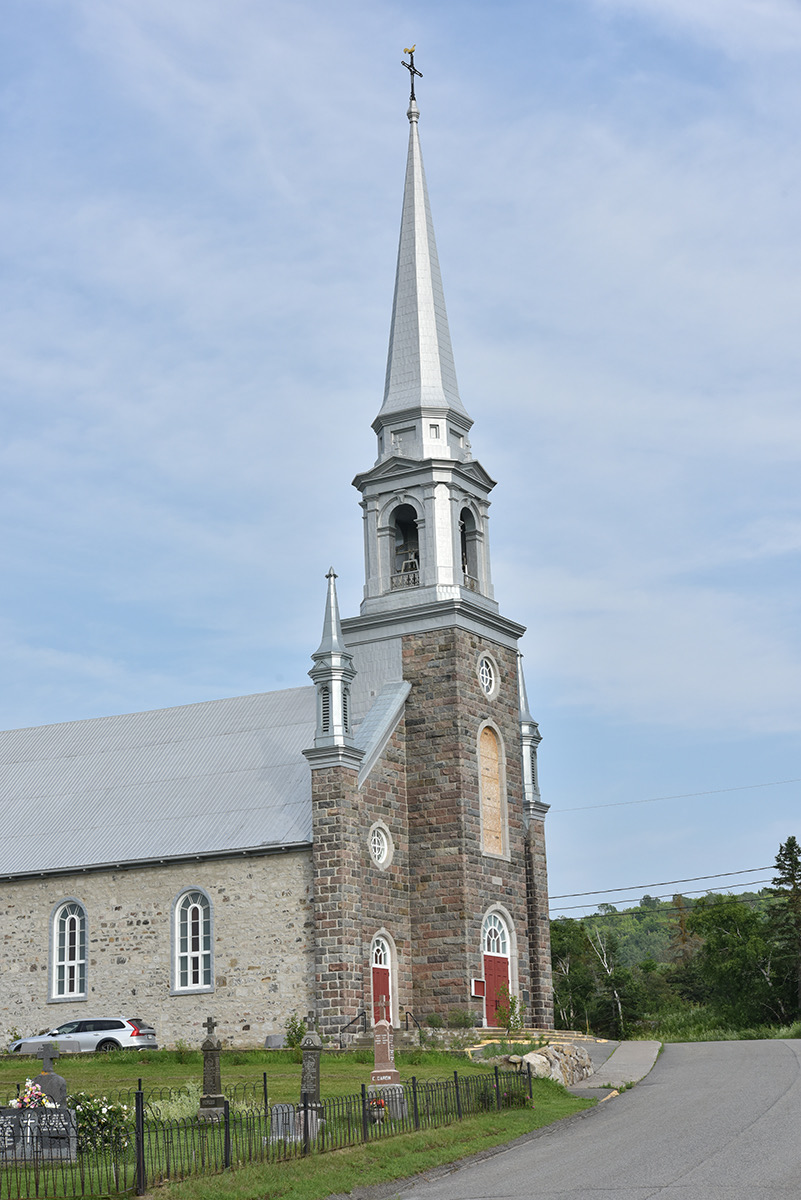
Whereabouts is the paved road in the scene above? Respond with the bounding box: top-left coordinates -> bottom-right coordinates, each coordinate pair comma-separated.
395,1040 -> 801,1200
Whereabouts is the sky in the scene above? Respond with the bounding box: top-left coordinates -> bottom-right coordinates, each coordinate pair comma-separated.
2,0 -> 800,916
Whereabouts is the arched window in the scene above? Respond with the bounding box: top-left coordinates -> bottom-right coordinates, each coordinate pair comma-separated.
52,901 -> 87,999
482,912 -> 508,957
390,504 -> 420,589
460,508 -> 479,590
174,890 -> 213,992
479,726 -> 507,857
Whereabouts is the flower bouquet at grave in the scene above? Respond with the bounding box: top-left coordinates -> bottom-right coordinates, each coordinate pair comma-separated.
8,1079 -> 55,1109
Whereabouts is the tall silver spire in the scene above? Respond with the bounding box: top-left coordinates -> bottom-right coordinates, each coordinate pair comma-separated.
377,97 -> 470,427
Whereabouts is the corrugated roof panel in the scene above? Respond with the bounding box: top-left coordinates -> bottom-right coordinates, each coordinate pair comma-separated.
0,688 -> 316,877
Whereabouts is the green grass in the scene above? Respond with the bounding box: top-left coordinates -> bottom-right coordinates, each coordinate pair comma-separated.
150,1079 -> 591,1200
0,1048 -> 525,1106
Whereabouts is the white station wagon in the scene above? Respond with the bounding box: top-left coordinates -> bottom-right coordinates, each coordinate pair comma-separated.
8,1017 -> 158,1054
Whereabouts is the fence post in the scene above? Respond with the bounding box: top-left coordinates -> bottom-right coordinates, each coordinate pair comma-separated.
527,1062 -> 533,1100
223,1098 -> 231,1169
134,1088 -> 146,1196
360,1085 -> 369,1144
494,1066 -> 502,1111
411,1076 -> 420,1132
453,1071 -> 462,1120
263,1072 -> 269,1110
302,1094 -> 311,1156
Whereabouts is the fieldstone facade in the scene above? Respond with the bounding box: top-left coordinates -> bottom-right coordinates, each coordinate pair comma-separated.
403,628 -> 532,1018
0,854 -> 314,1048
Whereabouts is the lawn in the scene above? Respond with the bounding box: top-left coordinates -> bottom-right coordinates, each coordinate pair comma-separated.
0,1047 -> 534,1106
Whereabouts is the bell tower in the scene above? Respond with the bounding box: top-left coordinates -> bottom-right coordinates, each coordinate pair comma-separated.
353,93 -> 498,617
336,58 -> 553,1029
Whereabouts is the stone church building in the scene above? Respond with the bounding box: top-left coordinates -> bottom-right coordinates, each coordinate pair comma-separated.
0,91 -> 554,1048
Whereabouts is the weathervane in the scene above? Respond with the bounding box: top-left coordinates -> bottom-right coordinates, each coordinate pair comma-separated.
401,45 -> 422,102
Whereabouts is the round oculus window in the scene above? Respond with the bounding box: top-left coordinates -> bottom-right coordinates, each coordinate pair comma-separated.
478,656 -> 495,697
369,825 -> 390,867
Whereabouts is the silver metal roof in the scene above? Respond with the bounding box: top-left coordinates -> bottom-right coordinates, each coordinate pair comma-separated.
0,687 -> 317,878
380,99 -> 468,422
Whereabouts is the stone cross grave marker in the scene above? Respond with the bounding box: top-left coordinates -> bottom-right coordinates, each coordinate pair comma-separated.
35,1043 -> 67,1107
299,1031 -> 323,1105
198,1016 -> 225,1122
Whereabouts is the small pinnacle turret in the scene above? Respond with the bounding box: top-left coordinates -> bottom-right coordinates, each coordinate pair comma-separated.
303,569 -> 363,767
518,653 -> 546,824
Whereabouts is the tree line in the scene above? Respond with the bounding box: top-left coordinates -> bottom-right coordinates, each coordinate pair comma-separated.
550,835 -> 801,1037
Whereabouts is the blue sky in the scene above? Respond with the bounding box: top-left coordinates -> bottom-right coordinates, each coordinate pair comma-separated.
3,0 -> 800,914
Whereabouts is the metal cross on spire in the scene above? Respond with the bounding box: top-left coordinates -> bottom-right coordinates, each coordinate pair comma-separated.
401,45 -> 422,101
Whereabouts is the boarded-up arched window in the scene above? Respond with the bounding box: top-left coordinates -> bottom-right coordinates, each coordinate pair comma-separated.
480,727 -> 506,856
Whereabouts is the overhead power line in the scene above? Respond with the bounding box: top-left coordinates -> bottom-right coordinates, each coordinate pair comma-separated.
549,866 -> 772,900
549,879 -> 774,914
553,777 -> 801,814
551,892 -> 771,920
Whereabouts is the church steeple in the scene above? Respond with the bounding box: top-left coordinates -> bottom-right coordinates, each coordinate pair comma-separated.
375,95 -> 472,463
352,78 -> 503,619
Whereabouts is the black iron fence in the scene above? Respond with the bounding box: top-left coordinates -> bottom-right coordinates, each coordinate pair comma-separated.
0,1066 -> 532,1198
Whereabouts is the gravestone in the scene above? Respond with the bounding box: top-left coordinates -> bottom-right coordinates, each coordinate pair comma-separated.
0,1109 -> 78,1162
0,1044 -> 77,1161
298,1030 -> 324,1137
198,1016 -> 226,1122
268,1103 -> 296,1142
370,1019 -> 400,1087
299,1032 -> 322,1105
34,1043 -> 67,1107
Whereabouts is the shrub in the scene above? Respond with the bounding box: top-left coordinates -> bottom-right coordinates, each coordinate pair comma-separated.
447,1008 -> 473,1029
285,1013 -> 307,1049
68,1092 -> 133,1151
173,1039 -> 193,1064
425,1013 -> 444,1029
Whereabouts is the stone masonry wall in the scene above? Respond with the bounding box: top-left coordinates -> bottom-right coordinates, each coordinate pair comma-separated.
310,763 -> 364,1038
402,628 -> 533,1025
356,724 -> 412,1024
526,820 -> 554,1028
310,729 -> 412,1036
0,852 -> 314,1049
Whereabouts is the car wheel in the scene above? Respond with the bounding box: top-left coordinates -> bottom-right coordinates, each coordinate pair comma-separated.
96,1040 -> 121,1052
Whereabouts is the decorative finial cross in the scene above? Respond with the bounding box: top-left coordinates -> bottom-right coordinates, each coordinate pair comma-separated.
37,1042 -> 59,1073
402,45 -> 422,102
204,1016 -> 218,1039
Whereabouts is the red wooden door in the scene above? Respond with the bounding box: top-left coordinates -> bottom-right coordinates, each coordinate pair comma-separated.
372,966 -> 391,1024
483,954 -> 509,1026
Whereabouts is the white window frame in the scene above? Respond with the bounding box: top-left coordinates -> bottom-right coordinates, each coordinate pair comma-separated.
477,721 -> 510,860
172,888 -> 214,994
50,899 -> 87,1002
